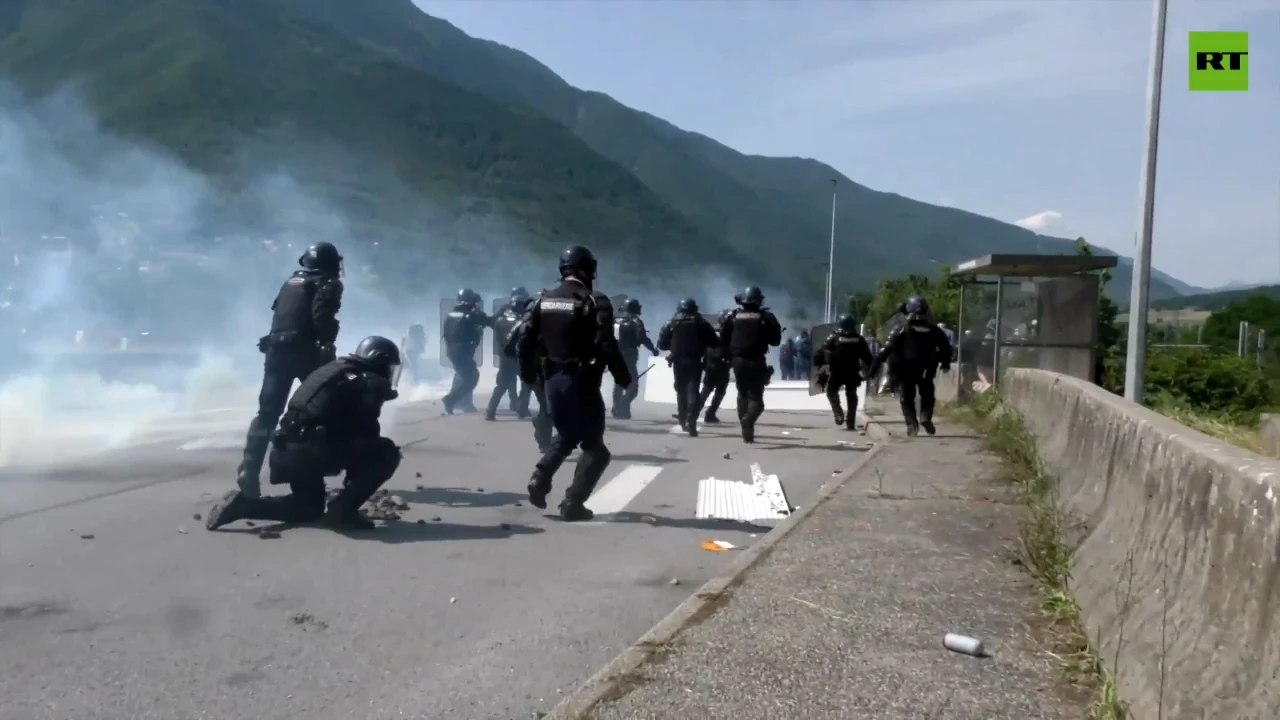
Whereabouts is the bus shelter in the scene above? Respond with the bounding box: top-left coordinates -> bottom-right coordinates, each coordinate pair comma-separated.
950,253 -> 1117,398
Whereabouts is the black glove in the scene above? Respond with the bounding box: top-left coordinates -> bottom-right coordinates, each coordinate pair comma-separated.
257,335 -> 271,353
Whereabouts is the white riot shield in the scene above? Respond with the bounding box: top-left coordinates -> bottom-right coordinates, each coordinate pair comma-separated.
808,322 -> 837,396
438,298 -> 485,369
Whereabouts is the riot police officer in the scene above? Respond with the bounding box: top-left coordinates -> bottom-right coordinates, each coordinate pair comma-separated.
612,297 -> 657,419
698,309 -> 733,423
235,241 -> 344,498
657,298 -> 719,436
506,290 -> 553,451
205,335 -> 403,532
869,296 -> 952,436
814,314 -> 874,430
517,245 -> 631,521
441,288 -> 493,414
485,287 -> 533,420
720,286 -> 782,443
402,322 -> 427,384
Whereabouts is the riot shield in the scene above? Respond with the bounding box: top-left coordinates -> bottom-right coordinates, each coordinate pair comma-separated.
438,298 -> 485,369
610,294 -> 628,314
808,322 -> 837,395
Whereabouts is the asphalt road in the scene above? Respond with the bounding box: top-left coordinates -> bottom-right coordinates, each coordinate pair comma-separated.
0,393 -> 869,720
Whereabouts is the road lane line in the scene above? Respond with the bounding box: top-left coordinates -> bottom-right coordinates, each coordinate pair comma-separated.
584,463 -> 664,515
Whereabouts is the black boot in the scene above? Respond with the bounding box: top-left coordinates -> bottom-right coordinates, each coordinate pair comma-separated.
559,500 -> 594,522
704,411 -> 720,423
832,407 -> 845,426
527,473 -> 551,510
921,419 -> 936,436
322,504 -> 376,531
205,490 -> 251,530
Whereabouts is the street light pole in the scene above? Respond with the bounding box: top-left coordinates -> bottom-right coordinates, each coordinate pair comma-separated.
1123,0 -> 1169,404
825,179 -> 837,323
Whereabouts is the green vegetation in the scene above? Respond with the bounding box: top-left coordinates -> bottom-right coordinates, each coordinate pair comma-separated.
1147,284 -> 1280,312
947,393 -> 1129,719
0,0 -> 1190,303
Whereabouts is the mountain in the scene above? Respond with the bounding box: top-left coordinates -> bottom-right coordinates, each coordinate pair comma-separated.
1147,284 -> 1280,312
0,0 -> 1190,304
272,0 -> 1190,302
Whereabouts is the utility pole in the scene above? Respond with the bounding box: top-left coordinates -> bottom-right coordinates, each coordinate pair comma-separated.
1123,0 -> 1169,404
825,179 -> 837,323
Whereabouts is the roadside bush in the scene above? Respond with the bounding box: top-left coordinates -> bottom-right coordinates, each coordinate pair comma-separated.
1143,348 -> 1271,421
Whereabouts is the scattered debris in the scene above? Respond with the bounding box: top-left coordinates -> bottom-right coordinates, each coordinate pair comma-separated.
246,521 -> 256,528
514,502 -> 523,507
79,533 -> 94,540
289,611 -> 328,630
695,462 -> 791,523
476,487 -> 484,492
415,472 -> 423,478
781,430 -> 791,436
431,516 -> 442,522
192,513 -> 202,521
177,527 -> 188,534
363,493 -> 409,521
257,530 -> 282,540
700,540 -> 736,552
500,523 -> 511,530
449,597 -> 457,604
669,578 -> 681,586
416,519 -> 426,525
722,452 -> 731,459
416,484 -> 426,491
943,633 -> 987,657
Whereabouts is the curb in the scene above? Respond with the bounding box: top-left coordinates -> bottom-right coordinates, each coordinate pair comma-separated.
543,434 -> 889,720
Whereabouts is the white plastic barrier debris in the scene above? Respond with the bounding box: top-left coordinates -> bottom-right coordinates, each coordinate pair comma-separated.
695,461 -> 792,524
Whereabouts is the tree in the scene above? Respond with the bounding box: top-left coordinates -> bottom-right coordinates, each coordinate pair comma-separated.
846,291 -> 874,322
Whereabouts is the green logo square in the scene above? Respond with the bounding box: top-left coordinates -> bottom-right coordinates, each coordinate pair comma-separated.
1189,31 -> 1249,92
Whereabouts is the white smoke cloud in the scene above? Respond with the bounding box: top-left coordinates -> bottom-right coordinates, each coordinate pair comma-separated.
1013,210 -> 1063,232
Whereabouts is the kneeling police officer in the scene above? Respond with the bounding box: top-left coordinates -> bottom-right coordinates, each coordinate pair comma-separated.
517,245 -> 632,521
205,336 -> 404,532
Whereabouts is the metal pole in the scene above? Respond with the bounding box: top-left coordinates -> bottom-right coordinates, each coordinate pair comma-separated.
1123,0 -> 1169,404
825,179 -> 837,323
1259,330 -> 1267,367
992,277 -> 1005,389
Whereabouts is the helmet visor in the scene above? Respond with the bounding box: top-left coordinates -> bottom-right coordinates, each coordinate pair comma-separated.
388,361 -> 403,390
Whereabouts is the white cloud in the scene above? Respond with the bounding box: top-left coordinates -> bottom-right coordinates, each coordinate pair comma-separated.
1013,210 -> 1063,231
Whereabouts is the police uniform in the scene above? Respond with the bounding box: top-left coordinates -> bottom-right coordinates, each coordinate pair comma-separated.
506,306 -> 553,451
236,256 -> 343,497
815,323 -> 874,429
517,275 -> 631,520
720,291 -> 783,443
486,300 -> 529,419
441,291 -> 493,413
657,306 -> 719,435
206,338 -> 403,532
871,315 -> 952,435
612,305 -> 656,419
697,313 -> 733,423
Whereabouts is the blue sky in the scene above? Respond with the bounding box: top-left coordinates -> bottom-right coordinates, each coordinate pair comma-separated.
415,0 -> 1279,290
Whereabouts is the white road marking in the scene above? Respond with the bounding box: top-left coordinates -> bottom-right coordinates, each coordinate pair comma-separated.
584,463 -> 664,515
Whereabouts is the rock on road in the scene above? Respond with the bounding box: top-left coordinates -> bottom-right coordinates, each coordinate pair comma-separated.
0,397 -> 868,720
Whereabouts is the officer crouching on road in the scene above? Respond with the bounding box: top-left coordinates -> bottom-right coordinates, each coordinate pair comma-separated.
235,241 -> 344,499
697,309 -> 734,424
814,314 -> 874,430
517,245 -> 632,521
441,288 -> 493,415
720,286 -> 782,443
206,336 -> 404,533
868,296 -> 952,436
505,292 -> 554,452
657,298 -> 719,436
486,287 -> 533,421
611,298 -> 657,420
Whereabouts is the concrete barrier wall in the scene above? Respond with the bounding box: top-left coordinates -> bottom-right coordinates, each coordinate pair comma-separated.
1002,369 -> 1280,719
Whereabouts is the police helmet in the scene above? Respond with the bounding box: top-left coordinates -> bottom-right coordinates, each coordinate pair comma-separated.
838,314 -> 858,333
733,292 -> 743,305
510,286 -> 530,302
457,288 -> 480,305
348,335 -> 402,382
740,286 -> 764,305
904,295 -> 929,317
678,297 -> 698,314
623,298 -> 642,315
300,241 -> 342,274
558,245 -> 598,281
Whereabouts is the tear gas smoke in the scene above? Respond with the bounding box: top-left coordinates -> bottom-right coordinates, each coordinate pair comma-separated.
0,84 -> 796,469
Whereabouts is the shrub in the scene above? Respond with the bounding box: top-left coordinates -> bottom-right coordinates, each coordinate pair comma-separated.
1143,348 -> 1271,420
